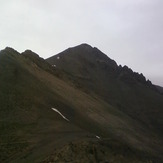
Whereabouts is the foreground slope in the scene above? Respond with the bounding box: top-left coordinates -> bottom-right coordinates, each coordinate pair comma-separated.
0,47 -> 87,162
0,46 -> 163,162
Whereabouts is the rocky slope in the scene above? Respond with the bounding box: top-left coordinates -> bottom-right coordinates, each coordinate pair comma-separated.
0,45 -> 163,162
47,44 -> 163,135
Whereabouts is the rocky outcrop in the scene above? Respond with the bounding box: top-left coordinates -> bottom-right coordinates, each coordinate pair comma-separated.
43,140 -> 157,163
47,43 -> 156,91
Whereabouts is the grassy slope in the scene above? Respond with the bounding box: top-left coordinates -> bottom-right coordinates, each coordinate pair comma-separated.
0,48 -> 162,162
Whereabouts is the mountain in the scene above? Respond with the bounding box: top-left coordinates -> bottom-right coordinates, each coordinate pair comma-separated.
46,44 -> 162,133
0,45 -> 163,162
155,85 -> 163,95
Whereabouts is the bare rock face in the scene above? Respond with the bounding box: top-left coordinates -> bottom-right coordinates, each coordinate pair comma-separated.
117,65 -> 148,84
47,43 -> 156,91
116,65 -> 157,91
21,50 -> 56,74
22,49 -> 40,58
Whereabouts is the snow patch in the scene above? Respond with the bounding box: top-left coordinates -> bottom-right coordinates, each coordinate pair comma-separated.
52,65 -> 56,67
96,135 -> 101,139
51,108 -> 69,121
57,56 -> 60,60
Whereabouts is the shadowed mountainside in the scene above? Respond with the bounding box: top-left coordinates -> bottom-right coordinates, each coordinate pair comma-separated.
0,45 -> 163,162
155,85 -> 163,95
47,44 -> 163,134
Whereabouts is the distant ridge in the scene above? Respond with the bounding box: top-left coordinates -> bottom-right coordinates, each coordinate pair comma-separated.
46,43 -> 155,89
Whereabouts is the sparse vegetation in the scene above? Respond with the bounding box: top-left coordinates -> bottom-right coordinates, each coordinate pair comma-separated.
0,45 -> 163,162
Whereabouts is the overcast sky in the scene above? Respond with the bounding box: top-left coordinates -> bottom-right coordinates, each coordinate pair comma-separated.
0,0 -> 163,86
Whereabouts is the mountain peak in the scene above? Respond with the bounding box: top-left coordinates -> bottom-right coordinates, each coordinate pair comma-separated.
22,49 -> 39,58
78,43 -> 92,48
67,43 -> 94,53
77,43 -> 92,48
69,43 -> 102,54
2,47 -> 20,55
5,46 -> 15,51
47,44 -> 157,90
60,43 -> 116,65
47,44 -> 118,73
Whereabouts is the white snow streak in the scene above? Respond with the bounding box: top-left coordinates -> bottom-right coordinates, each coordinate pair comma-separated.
52,108 -> 69,121
96,135 -> 101,139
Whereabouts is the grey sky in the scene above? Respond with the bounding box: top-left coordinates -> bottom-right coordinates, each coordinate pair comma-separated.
0,0 -> 163,86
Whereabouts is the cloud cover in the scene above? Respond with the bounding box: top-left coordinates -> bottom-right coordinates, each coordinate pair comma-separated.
0,0 -> 163,86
